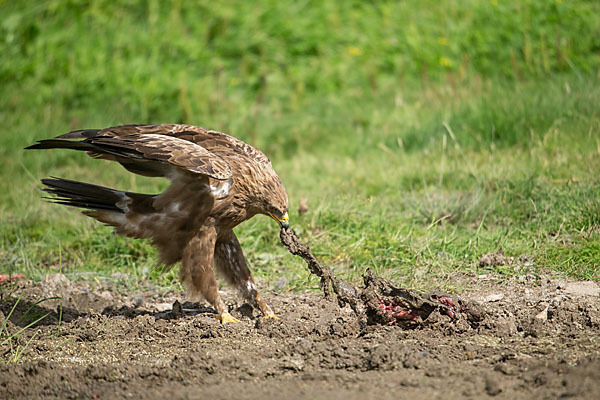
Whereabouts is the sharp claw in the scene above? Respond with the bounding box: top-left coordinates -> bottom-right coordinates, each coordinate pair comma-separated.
264,312 -> 279,320
217,312 -> 240,324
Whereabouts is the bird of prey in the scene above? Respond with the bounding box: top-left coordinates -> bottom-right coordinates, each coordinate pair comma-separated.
26,124 -> 289,323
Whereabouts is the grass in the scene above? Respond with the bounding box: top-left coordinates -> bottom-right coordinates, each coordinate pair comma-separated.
0,293 -> 55,363
1,0 -> 599,295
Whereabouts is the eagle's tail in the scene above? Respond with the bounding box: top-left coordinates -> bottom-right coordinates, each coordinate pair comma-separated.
41,177 -> 188,266
41,177 -> 124,213
41,177 -> 157,239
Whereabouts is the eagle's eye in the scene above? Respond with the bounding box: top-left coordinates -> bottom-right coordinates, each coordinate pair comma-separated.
267,206 -> 280,217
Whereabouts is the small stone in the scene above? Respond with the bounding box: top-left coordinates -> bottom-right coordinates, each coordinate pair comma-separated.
43,273 -> 71,289
486,293 -> 504,302
475,293 -> 504,303
479,251 -> 512,267
563,282 -> 600,297
495,317 -> 517,336
551,295 -> 565,306
154,303 -> 173,312
494,363 -> 517,376
281,356 -> 305,371
535,306 -> 548,321
132,294 -> 144,308
97,291 -> 113,302
42,273 -> 72,302
485,375 -> 502,396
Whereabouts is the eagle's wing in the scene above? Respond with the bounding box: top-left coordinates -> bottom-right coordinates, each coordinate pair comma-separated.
180,128 -> 272,166
27,131 -> 234,267
58,124 -> 272,166
27,131 -> 232,181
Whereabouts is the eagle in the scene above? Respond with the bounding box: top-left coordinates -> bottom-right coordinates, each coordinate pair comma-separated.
26,124 -> 289,323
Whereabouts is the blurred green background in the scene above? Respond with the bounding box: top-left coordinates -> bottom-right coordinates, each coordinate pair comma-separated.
1,0 -> 599,291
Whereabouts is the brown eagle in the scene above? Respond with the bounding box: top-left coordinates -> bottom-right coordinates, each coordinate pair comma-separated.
26,124 -> 289,323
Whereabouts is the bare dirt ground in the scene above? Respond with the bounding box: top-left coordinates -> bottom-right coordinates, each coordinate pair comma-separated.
1,273 -> 599,400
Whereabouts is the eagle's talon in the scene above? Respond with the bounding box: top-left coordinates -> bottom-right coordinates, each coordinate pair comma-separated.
217,312 -> 240,324
264,312 -> 279,320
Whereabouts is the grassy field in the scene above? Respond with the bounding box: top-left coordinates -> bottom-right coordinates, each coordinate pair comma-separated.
1,0 -> 599,293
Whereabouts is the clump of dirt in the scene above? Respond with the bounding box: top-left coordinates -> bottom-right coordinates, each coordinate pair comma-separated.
478,250 -> 535,269
479,251 -> 512,267
1,269 -> 599,399
479,250 -> 514,267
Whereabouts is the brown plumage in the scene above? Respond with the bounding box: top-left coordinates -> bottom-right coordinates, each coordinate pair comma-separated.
27,124 -> 289,323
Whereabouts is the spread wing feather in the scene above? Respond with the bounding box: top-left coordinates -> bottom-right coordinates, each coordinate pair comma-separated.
27,132 -> 232,181
57,124 -> 272,165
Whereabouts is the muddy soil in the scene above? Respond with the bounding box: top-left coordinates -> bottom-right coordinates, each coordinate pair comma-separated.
1,274 -> 599,399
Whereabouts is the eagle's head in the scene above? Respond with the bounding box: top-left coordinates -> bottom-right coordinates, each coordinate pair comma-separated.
260,175 -> 289,229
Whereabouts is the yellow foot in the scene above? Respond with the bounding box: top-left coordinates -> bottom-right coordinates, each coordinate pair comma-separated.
217,312 -> 240,324
264,312 -> 280,320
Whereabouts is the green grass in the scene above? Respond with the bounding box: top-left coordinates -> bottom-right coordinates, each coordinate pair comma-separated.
1,0 -> 599,294
0,293 -> 53,363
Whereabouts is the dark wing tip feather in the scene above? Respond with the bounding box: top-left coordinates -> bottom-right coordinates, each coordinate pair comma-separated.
25,130 -> 101,150
24,139 -> 95,152
25,140 -> 63,150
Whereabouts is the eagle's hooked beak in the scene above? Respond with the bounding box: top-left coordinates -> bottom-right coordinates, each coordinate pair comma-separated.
269,212 -> 289,229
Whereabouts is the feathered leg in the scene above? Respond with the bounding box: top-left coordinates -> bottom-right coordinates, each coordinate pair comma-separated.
181,225 -> 238,323
214,230 -> 276,318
